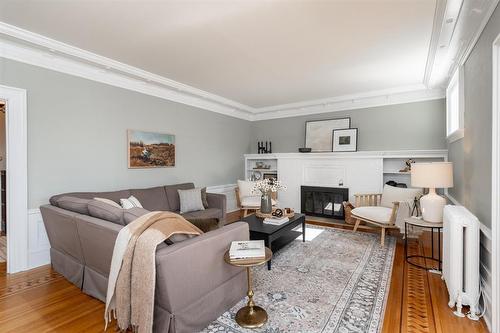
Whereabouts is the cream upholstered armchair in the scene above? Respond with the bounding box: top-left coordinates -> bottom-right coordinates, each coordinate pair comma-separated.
350,185 -> 422,246
235,180 -> 277,217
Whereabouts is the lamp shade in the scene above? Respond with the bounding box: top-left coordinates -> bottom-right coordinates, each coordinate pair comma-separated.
411,162 -> 453,188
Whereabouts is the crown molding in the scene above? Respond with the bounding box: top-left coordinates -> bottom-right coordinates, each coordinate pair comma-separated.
252,86 -> 445,121
0,21 -> 445,121
427,0 -> 500,88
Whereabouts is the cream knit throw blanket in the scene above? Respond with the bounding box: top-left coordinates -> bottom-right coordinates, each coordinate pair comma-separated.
104,211 -> 203,333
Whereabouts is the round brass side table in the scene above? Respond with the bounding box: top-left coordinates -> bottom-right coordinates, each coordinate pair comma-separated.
224,247 -> 272,328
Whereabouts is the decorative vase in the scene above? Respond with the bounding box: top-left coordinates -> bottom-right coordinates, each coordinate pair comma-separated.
260,192 -> 273,214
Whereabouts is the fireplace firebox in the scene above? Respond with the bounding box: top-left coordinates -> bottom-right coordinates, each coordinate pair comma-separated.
301,186 -> 349,219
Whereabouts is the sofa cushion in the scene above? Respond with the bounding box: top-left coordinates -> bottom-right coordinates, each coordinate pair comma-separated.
88,200 -> 125,225
181,208 -> 222,220
380,185 -> 422,208
165,183 -> 195,212
178,188 -> 205,214
351,206 -> 393,224
56,196 -> 91,215
185,218 -> 220,233
50,190 -> 131,206
130,186 -> 170,211
94,197 -> 122,208
123,207 -> 151,225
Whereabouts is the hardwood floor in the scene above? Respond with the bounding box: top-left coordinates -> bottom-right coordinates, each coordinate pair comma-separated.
0,217 -> 490,332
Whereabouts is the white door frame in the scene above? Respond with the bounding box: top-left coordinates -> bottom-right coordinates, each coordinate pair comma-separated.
491,34 -> 500,333
0,85 -> 28,274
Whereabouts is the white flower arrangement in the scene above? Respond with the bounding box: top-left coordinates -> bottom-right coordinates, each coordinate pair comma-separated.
252,179 -> 287,195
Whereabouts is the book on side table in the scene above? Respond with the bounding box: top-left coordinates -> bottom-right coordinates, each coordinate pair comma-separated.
229,240 -> 265,261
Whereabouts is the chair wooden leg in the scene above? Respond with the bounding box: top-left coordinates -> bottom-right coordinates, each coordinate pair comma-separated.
353,219 -> 361,232
243,209 -> 248,218
380,228 -> 386,246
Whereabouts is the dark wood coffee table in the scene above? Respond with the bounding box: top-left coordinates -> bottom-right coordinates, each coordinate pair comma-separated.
241,213 -> 306,270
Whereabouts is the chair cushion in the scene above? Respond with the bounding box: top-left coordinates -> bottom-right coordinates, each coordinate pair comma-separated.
380,185 -> 422,208
237,180 -> 256,199
240,196 -> 277,207
351,206 -> 393,224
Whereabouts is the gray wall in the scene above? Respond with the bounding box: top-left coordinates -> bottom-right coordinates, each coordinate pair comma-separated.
0,59 -> 252,208
448,5 -> 500,230
447,4 -> 500,327
251,99 -> 446,153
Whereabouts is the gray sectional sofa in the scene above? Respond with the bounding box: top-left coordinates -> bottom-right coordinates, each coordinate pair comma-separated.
40,182 -> 249,333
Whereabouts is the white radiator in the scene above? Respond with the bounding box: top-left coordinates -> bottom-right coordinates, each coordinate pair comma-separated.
442,205 -> 480,319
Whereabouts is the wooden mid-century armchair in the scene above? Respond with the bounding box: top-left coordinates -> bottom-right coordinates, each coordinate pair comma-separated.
349,185 -> 422,246
235,180 -> 278,218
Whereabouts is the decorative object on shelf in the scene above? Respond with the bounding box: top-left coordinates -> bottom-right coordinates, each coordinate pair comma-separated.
399,158 -> 415,172
252,179 -> 287,214
255,207 -> 295,219
411,162 -> 453,223
298,147 -> 312,153
332,128 -> 358,152
255,161 -> 264,168
250,171 -> 262,181
263,173 -> 277,180
128,129 -> 175,168
305,117 -> 350,152
257,141 -> 272,154
385,180 -> 407,188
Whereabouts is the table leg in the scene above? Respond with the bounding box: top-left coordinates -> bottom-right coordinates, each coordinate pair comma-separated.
265,238 -> 271,270
235,267 -> 268,328
302,218 -> 306,242
438,228 -> 442,271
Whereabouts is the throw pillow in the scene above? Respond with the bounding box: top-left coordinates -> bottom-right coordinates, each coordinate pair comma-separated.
120,195 -> 143,209
178,188 -> 205,214
380,185 -> 422,208
94,197 -> 122,209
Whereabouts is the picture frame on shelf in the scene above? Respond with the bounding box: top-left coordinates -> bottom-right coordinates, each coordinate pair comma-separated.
305,117 -> 350,152
332,128 -> 358,152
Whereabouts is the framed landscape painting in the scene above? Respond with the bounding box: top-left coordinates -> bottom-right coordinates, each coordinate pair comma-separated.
128,130 -> 175,168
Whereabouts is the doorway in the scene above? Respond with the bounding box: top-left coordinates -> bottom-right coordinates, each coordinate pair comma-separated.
0,100 -> 5,266
0,85 -> 28,274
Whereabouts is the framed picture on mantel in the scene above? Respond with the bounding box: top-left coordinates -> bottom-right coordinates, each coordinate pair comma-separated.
305,117 -> 350,152
332,128 -> 358,152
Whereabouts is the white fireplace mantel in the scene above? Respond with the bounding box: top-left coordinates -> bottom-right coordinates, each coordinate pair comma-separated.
244,149 -> 448,212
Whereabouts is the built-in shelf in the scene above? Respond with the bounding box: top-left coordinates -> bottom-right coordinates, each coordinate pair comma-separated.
383,171 -> 411,175
249,168 -> 277,172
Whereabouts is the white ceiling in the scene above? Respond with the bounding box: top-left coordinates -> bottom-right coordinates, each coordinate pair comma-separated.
0,0 -> 437,108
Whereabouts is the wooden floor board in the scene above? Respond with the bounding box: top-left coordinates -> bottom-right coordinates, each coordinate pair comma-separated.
0,221 -> 490,332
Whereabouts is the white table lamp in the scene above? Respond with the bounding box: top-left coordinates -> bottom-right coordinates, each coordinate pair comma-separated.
411,162 -> 453,222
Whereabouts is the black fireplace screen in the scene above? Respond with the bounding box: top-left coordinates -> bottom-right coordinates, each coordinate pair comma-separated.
301,186 -> 349,219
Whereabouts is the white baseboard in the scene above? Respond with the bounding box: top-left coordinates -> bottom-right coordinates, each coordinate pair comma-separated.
27,209 -> 50,269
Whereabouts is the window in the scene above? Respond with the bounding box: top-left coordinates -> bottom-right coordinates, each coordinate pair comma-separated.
446,67 -> 464,142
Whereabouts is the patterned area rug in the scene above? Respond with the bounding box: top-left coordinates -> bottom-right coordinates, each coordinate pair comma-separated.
201,226 -> 396,333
